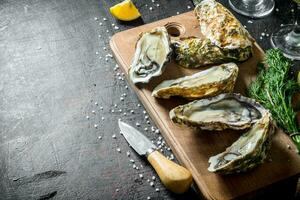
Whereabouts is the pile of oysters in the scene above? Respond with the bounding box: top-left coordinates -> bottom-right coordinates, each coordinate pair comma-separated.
129,0 -> 275,174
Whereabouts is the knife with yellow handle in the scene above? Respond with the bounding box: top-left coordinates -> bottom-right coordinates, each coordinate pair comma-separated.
118,120 -> 193,194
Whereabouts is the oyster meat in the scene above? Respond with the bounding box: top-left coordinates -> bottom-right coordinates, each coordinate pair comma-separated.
152,63 -> 238,99
208,113 -> 274,174
129,26 -> 172,84
174,0 -> 253,68
169,93 -> 269,130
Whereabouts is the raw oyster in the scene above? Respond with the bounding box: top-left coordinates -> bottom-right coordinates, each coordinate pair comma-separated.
174,0 -> 253,68
129,26 -> 172,84
195,0 -> 253,50
152,63 -> 238,99
174,37 -> 252,68
169,93 -> 269,130
208,113 -> 274,174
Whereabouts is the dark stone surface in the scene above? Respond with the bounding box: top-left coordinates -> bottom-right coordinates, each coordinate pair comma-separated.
0,0 -> 299,199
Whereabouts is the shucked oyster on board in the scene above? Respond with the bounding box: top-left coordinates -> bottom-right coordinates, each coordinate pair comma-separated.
152,63 -> 238,99
129,26 -> 172,84
174,0 -> 253,68
169,93 -> 269,131
208,113 -> 275,174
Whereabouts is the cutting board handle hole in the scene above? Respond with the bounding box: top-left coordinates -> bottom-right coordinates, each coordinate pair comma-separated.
165,22 -> 185,37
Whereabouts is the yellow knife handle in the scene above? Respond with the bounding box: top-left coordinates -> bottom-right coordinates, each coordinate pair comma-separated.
147,150 -> 193,194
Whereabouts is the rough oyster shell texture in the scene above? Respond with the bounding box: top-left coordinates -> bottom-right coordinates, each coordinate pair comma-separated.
174,37 -> 252,68
195,0 -> 253,50
208,113 -> 274,174
174,0 -> 253,68
129,26 -> 172,84
169,93 -> 269,131
152,63 -> 238,99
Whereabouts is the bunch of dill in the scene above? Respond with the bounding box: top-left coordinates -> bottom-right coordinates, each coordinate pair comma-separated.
248,49 -> 300,153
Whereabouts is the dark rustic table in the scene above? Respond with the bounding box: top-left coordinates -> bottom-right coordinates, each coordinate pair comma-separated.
0,0 -> 299,200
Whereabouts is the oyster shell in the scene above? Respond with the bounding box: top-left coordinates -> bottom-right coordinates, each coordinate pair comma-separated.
195,0 -> 253,50
129,27 -> 172,84
152,63 -> 238,99
174,0 -> 253,68
174,37 -> 252,68
208,113 -> 274,174
169,93 -> 269,130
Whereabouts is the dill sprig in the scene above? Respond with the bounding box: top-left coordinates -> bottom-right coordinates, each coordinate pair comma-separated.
248,49 -> 300,153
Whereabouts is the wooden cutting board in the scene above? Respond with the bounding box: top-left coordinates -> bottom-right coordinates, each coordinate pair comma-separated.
110,11 -> 300,200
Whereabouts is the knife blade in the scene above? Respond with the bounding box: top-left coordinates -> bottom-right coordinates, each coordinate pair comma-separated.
118,120 -> 193,194
118,120 -> 156,156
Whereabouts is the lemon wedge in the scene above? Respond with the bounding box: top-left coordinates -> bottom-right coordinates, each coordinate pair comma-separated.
110,0 -> 141,21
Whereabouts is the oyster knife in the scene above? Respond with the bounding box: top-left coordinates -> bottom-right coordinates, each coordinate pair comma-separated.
118,120 -> 193,194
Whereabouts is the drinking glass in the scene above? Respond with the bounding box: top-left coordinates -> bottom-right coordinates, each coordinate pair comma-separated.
270,1 -> 300,60
228,0 -> 275,18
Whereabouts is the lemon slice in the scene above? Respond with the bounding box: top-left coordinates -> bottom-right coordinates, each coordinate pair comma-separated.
110,0 -> 141,21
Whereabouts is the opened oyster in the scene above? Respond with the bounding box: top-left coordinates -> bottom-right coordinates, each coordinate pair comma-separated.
174,0 -> 253,68
208,113 -> 274,174
169,93 -> 269,130
129,27 -> 172,84
152,63 -> 238,99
